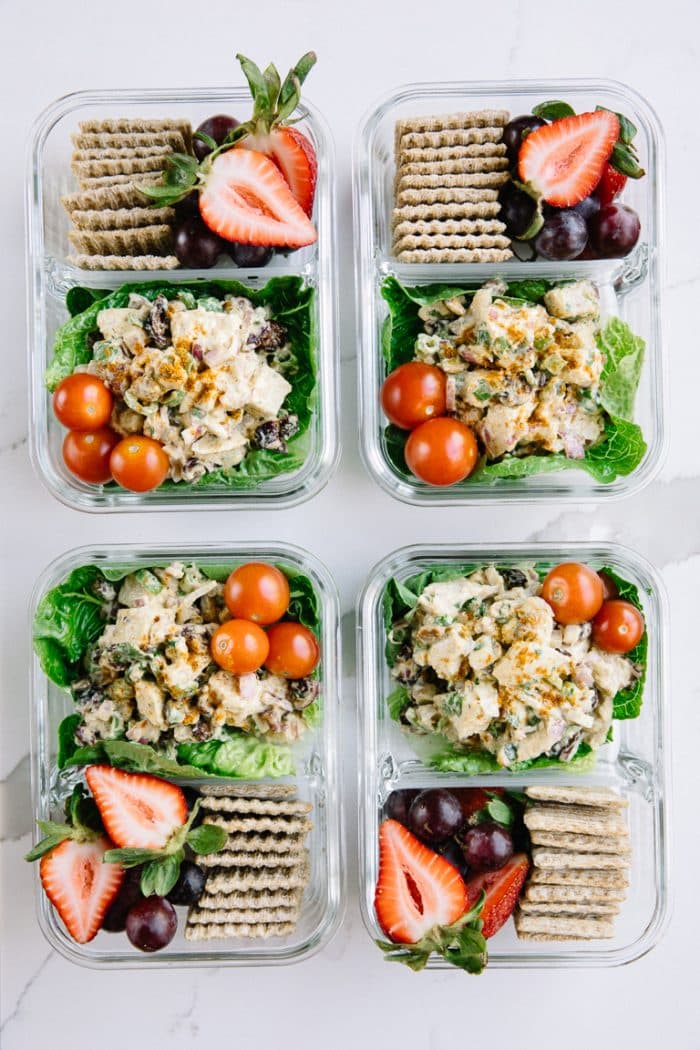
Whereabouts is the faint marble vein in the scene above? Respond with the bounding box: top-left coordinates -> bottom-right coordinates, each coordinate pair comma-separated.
168,986 -> 199,1038
0,952 -> 53,1037
0,435 -> 27,455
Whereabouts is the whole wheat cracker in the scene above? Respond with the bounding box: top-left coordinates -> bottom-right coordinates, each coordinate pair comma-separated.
202,815 -> 313,835
200,796 -> 312,816
392,202 -> 501,224
185,922 -> 296,940
392,217 -> 506,239
518,901 -> 621,916
398,128 -> 506,150
399,156 -> 509,176
197,889 -> 302,910
70,206 -> 175,231
524,786 -> 628,808
79,117 -> 192,145
396,187 -> 499,206
531,848 -> 630,871
69,225 -> 172,255
397,172 -> 509,191
188,906 -> 300,925
524,804 -> 628,836
199,849 -> 309,869
525,884 -> 627,904
72,144 -> 176,162
516,931 -> 610,943
199,782 -> 297,799
396,247 -> 513,263
393,233 -> 511,254
529,831 -> 631,854
529,868 -> 629,888
72,155 -> 170,179
78,172 -> 162,189
211,833 -> 308,856
204,865 -> 309,893
395,110 -> 510,137
68,254 -> 180,271
514,913 -> 615,939
72,131 -> 186,151
398,143 -> 506,164
62,183 -> 160,213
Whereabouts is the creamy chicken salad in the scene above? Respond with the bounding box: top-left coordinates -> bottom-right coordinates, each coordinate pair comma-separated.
414,279 -> 605,461
83,291 -> 297,482
71,562 -> 318,752
389,565 -> 637,768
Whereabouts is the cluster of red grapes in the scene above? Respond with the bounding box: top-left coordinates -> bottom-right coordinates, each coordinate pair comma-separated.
499,116 -> 641,262
173,115 -> 274,270
385,787 -> 523,880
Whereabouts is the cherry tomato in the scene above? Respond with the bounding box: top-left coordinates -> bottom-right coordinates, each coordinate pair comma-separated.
62,427 -> 118,484
110,437 -> 169,493
381,363 -> 447,430
53,374 -> 114,431
224,563 -> 290,625
264,622 -> 320,679
598,571 -> 619,602
541,562 -> 605,625
210,619 -> 270,674
404,417 -> 478,486
592,600 -> 644,654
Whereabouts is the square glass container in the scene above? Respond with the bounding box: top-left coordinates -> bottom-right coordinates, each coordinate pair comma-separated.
29,541 -> 344,968
354,79 -> 667,504
357,542 -> 670,967
27,89 -> 339,511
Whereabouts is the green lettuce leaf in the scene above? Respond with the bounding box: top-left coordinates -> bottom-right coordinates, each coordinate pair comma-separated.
600,565 -> 647,720
32,567 -> 107,687
47,276 -> 316,489
430,742 -> 596,774
380,277 -> 646,485
177,732 -> 295,778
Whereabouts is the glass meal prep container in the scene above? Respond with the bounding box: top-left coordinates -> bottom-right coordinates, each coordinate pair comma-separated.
353,79 -> 667,504
29,541 -> 344,968
27,88 -> 339,511
357,542 -> 670,968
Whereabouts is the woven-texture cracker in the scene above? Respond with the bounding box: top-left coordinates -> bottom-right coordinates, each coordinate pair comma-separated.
68,254 -> 180,271
185,922 -> 297,941
70,206 -> 175,231
524,786 -> 628,808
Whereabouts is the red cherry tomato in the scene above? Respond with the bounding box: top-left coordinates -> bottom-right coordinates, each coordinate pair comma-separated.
592,600 -> 644,654
224,563 -> 290,625
210,619 -> 270,674
381,363 -> 447,430
53,374 -> 114,431
404,417 -> 478,486
62,427 -> 119,484
541,562 -> 605,625
110,437 -> 169,493
264,622 -> 320,679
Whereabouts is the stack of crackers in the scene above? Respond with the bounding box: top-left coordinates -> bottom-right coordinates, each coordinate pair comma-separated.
61,118 -> 193,271
515,785 -> 631,942
392,111 -> 513,263
185,783 -> 312,942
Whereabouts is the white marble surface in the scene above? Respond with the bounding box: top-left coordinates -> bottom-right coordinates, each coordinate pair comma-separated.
2,0 -> 699,1046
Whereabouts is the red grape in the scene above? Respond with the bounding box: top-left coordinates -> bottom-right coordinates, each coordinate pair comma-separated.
534,210 -> 588,260
461,823 -> 514,872
126,896 -> 177,952
589,203 -> 641,258
193,115 -> 240,161
174,217 -> 223,268
102,868 -> 143,933
384,789 -> 419,825
502,116 -> 547,167
408,789 -> 464,845
230,243 -> 274,267
166,861 -> 205,906
498,182 -> 538,239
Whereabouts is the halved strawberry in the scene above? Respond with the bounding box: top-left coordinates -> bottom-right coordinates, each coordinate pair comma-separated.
374,819 -> 468,944
85,766 -> 188,851
241,126 -> 317,217
465,853 -> 529,938
199,148 -> 317,248
596,161 -> 627,206
518,110 -> 620,208
40,836 -> 124,944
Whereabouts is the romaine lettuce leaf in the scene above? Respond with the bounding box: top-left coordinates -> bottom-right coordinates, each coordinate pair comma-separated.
380,276 -> 646,485
47,276 -> 316,489
430,742 -> 596,774
600,565 -> 647,720
178,733 -> 295,779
